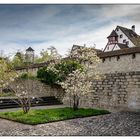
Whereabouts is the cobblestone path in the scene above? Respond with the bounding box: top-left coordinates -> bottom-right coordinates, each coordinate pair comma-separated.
0,112 -> 140,136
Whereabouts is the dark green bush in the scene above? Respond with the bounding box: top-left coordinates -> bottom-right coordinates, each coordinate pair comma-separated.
37,59 -> 83,86
19,73 -> 36,80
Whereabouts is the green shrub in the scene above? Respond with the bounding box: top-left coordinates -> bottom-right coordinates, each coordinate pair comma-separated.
19,73 -> 36,80
37,60 -> 83,86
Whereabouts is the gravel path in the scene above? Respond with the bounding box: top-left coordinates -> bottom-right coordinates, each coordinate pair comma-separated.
0,111 -> 140,136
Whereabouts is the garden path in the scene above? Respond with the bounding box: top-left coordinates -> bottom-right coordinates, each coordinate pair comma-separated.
0,111 -> 140,136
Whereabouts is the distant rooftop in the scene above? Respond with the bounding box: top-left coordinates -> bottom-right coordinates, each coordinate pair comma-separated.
107,30 -> 118,38
26,47 -> 34,51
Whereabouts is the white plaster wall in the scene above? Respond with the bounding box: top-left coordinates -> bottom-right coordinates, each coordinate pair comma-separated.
115,28 -> 135,47
104,44 -> 115,52
113,44 -> 120,51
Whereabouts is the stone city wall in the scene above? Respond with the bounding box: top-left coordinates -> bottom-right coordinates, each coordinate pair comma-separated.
96,53 -> 140,74
10,71 -> 140,112
63,71 -> 140,112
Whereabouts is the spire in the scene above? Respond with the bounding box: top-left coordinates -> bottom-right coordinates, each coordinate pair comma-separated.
107,30 -> 118,38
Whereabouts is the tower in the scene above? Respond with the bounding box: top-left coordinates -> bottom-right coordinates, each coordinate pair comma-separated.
25,47 -> 34,63
104,30 -> 118,52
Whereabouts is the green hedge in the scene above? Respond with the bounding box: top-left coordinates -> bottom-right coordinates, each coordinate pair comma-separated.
37,60 -> 83,86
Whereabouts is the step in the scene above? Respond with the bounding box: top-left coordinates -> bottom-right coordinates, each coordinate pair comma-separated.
0,96 -> 62,109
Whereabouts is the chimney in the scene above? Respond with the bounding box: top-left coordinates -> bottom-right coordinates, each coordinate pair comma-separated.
131,25 -> 135,32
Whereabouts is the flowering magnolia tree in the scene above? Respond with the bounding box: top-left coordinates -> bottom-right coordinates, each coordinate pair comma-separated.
47,46 -> 62,71
70,47 -> 101,71
59,47 -> 102,110
60,69 -> 92,110
0,58 -> 17,93
9,78 -> 45,114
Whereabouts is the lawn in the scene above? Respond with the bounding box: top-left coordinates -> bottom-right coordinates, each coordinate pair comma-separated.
0,107 -> 110,125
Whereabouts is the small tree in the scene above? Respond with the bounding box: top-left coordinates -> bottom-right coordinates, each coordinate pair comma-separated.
9,77 -> 44,114
34,49 -> 50,63
60,69 -> 92,110
59,47 -> 102,110
35,46 -> 62,64
0,58 -> 17,93
11,51 -> 25,67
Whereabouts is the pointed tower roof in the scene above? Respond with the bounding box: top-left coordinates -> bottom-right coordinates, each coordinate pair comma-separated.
26,47 -> 34,51
107,30 -> 118,38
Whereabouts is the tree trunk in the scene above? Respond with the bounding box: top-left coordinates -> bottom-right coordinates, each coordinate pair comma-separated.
73,95 -> 79,111
22,99 -> 30,114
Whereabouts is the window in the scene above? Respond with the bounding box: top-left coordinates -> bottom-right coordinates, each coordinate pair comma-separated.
109,36 -> 117,44
126,41 -> 129,46
123,39 -> 126,43
115,36 -> 118,41
120,34 -> 123,38
117,56 -> 120,61
132,53 -> 136,59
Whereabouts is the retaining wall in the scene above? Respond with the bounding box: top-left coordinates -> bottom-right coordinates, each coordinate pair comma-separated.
63,71 -> 140,112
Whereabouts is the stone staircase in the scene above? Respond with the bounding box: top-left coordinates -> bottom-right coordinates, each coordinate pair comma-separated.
0,96 -> 63,109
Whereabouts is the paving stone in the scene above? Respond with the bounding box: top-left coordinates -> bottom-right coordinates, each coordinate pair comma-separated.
0,112 -> 140,136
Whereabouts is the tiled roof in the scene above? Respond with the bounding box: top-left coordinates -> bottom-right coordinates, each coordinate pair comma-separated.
26,47 -> 34,51
117,43 -> 129,49
98,46 -> 140,58
116,26 -> 140,46
107,30 -> 118,38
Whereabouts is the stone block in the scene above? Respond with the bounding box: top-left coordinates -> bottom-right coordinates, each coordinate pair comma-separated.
127,79 -> 132,82
128,81 -> 135,85
116,79 -> 121,82
97,82 -> 102,84
133,79 -> 139,82
108,82 -> 114,84
125,75 -> 131,79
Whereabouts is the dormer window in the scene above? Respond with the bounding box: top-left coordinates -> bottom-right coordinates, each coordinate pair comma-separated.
123,39 -> 126,43
126,41 -> 129,46
120,34 -> 123,38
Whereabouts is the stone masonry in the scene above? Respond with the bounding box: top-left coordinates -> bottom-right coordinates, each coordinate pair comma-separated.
63,71 -> 140,112
14,70 -> 140,112
97,53 -> 140,74
90,71 -> 140,111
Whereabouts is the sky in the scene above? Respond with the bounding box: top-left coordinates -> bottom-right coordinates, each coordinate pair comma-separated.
0,4 -> 140,57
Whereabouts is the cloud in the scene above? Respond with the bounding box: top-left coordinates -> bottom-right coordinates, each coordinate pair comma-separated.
0,4 -> 140,57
